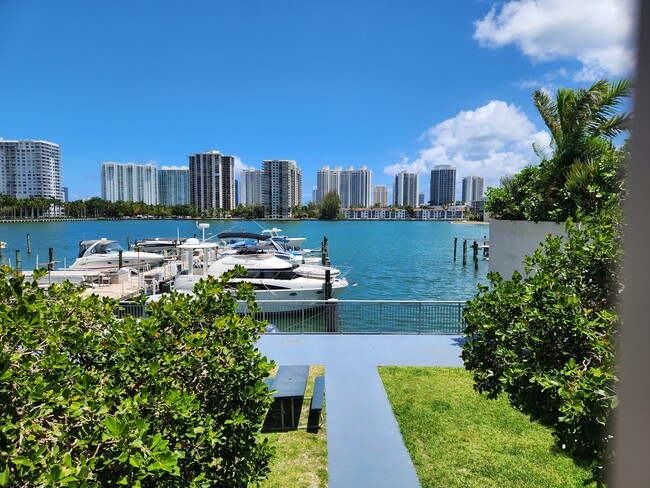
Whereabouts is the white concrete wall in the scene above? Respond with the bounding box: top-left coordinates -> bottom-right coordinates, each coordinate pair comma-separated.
488,220 -> 567,278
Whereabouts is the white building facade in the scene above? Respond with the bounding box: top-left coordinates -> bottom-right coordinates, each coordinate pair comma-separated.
393,171 -> 418,207
0,138 -> 64,200
101,162 -> 158,204
316,165 -> 372,207
240,169 -> 264,206
462,176 -> 485,204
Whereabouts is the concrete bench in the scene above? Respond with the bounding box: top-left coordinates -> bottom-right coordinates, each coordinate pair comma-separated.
308,376 -> 325,430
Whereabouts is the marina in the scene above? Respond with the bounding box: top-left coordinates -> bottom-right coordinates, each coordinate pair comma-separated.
0,220 -> 490,305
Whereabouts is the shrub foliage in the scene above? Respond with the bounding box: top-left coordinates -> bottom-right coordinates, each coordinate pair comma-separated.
462,212 -> 621,475
0,268 -> 274,486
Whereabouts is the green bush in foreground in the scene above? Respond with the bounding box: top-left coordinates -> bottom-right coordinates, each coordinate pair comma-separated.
462,211 -> 620,483
0,267 -> 274,486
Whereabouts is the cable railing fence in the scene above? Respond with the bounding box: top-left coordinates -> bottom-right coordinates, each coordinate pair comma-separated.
117,299 -> 467,334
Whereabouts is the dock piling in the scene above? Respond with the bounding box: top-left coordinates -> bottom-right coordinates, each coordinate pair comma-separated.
26,233 -> 31,254
453,237 -> 458,262
48,248 -> 54,271
15,250 -> 21,273
462,240 -> 468,266
473,241 -> 479,270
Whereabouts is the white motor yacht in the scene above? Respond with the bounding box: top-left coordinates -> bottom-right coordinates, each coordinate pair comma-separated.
172,249 -> 348,310
69,238 -> 165,270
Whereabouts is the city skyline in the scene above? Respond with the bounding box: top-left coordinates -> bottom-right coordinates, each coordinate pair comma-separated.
0,1 -> 635,203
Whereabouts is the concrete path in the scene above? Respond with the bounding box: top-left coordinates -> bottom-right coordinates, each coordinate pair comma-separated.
257,334 -> 465,488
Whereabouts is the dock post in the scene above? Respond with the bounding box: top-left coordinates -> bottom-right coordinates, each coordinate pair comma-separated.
453,237 -> 458,262
0,242 -> 3,261
26,233 -> 31,254
462,240 -> 467,266
15,250 -> 21,273
322,236 -> 330,266
324,269 -> 332,299
119,250 -> 123,269
48,248 -> 54,271
127,237 -> 131,249
473,241 -> 479,270
326,298 -> 339,333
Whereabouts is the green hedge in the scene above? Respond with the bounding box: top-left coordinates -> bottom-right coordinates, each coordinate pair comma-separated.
0,267 -> 274,486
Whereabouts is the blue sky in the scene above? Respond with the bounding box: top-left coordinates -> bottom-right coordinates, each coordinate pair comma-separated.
0,0 -> 636,203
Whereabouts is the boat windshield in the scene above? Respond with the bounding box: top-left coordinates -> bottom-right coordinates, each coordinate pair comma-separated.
92,241 -> 125,254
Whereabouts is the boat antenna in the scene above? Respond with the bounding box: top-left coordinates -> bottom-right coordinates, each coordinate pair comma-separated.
195,221 -> 210,242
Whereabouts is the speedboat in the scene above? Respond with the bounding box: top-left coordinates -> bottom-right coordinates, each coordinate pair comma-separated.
261,227 -> 307,248
171,245 -> 348,311
69,238 -> 165,271
217,231 -> 304,265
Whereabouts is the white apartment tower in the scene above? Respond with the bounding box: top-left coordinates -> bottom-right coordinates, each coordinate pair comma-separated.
462,176 -> 485,204
188,151 -> 235,213
0,139 -> 64,200
393,171 -> 418,207
101,162 -> 158,204
158,166 -> 190,206
316,165 -> 372,207
262,160 -> 302,218
430,164 -> 456,205
373,185 -> 388,206
240,169 -> 264,206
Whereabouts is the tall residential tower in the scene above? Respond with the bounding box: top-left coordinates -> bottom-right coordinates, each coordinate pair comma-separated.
262,160 -> 302,218
462,176 -> 484,204
393,171 -> 418,207
429,164 -> 456,205
101,162 -> 158,204
158,166 -> 190,206
316,166 -> 372,207
188,151 -> 235,213
0,138 -> 64,200
240,169 -> 264,206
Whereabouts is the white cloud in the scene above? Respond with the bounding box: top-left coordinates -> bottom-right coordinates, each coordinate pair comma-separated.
383,101 -> 551,195
233,156 -> 251,177
474,0 -> 635,79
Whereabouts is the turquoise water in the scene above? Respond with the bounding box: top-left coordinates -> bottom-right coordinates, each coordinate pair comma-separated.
0,219 -> 489,301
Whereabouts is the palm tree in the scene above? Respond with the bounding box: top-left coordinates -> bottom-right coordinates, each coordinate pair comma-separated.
533,78 -> 632,176
531,78 -> 632,219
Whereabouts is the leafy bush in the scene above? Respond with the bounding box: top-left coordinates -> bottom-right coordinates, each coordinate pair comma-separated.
0,267 -> 274,486
462,210 -> 621,479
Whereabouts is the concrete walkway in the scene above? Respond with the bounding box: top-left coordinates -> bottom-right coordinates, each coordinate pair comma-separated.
257,334 -> 465,488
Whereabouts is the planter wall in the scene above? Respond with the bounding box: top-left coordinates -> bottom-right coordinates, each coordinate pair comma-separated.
488,219 -> 567,279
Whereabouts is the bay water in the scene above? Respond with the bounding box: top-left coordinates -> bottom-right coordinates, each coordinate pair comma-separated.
0,219 -> 489,301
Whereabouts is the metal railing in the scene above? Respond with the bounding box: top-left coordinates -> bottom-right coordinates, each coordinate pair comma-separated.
117,299 -> 467,334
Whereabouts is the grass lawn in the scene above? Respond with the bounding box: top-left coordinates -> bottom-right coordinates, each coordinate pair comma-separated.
259,365 -> 328,488
379,366 -> 595,488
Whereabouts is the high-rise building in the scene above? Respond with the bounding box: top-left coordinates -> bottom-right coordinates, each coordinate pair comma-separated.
188,150 -> 235,213
373,185 -> 388,206
430,164 -> 456,205
0,138 -> 64,200
500,174 -> 515,187
262,160 -> 302,218
418,192 -> 425,207
316,165 -> 372,207
158,166 -> 190,206
240,169 -> 264,206
393,171 -> 418,207
101,162 -> 158,204
462,176 -> 485,204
